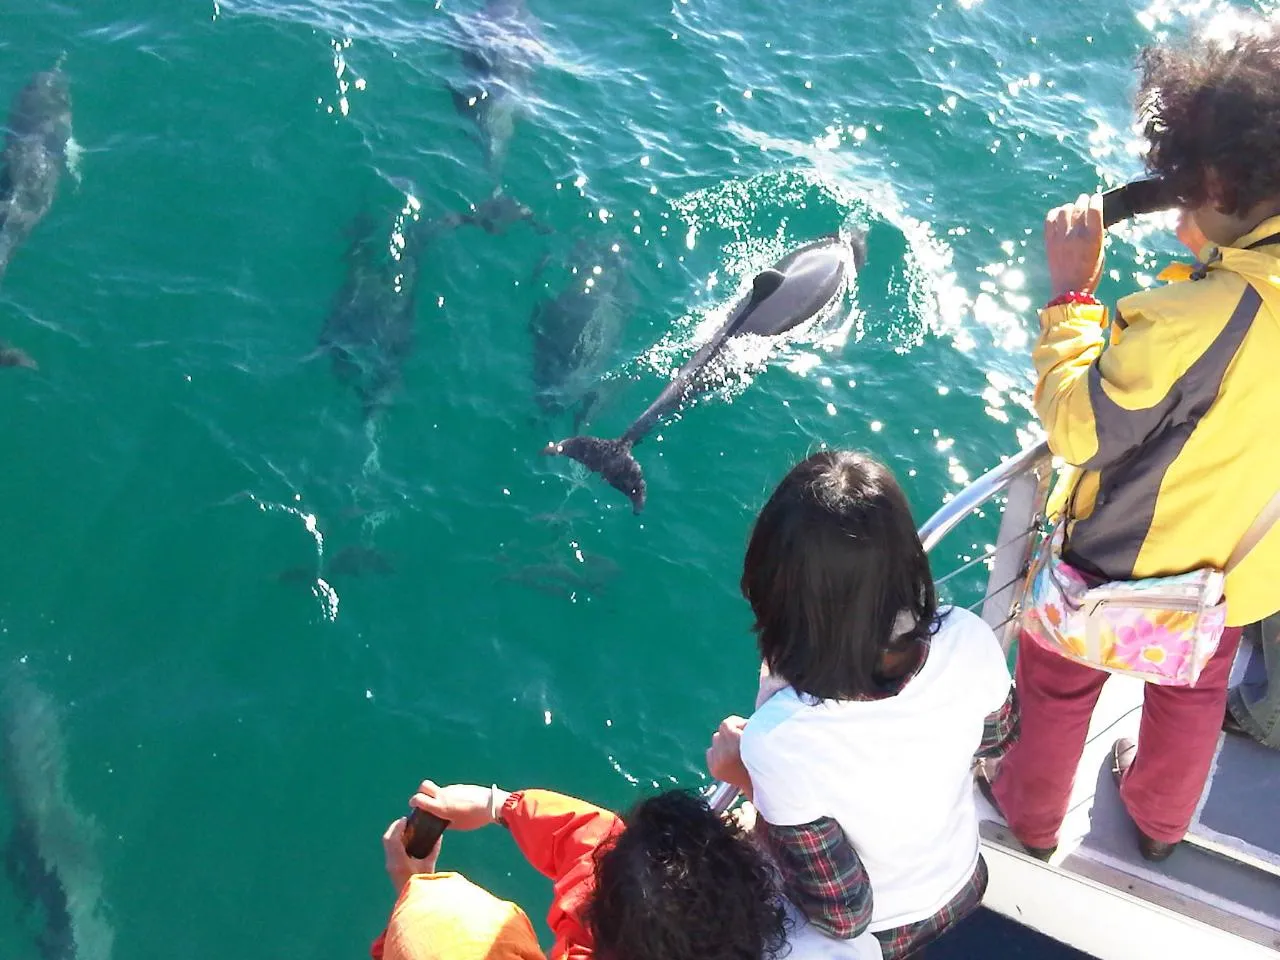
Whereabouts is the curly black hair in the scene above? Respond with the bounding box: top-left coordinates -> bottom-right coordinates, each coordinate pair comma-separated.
1138,13 -> 1280,215
588,790 -> 790,960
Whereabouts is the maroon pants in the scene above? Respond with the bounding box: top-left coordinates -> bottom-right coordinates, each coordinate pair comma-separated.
992,626 -> 1243,847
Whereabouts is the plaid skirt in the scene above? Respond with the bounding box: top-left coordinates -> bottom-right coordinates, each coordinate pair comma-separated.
873,856 -> 988,960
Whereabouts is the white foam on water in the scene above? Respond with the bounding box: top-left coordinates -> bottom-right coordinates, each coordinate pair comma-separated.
235,492 -> 338,620
64,136 -> 83,186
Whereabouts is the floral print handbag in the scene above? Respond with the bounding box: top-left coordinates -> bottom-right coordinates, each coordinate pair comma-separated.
1022,492 -> 1280,687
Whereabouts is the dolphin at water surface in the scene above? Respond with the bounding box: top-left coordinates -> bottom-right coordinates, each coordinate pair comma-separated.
0,65 -> 72,284
544,232 -> 865,512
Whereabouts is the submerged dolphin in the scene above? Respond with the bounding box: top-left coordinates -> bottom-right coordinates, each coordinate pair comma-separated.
447,0 -> 544,176
544,232 -> 865,512
1,341 -> 38,369
319,208 -> 442,421
277,543 -> 396,585
0,65 -> 72,283
1,668 -> 113,960
530,238 -> 634,429
318,195 -> 539,419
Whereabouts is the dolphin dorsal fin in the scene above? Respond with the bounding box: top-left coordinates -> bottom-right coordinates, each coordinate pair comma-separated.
750,269 -> 785,304
722,267 -> 788,338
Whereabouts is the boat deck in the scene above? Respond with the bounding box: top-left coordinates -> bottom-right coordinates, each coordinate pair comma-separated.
913,440 -> 1280,958
977,643 -> 1280,958
971,507 -> 1280,958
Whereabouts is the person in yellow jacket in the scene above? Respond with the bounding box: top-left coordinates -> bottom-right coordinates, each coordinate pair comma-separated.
986,14 -> 1280,864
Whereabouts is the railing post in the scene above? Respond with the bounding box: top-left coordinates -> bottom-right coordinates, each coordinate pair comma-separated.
981,458 -> 1053,655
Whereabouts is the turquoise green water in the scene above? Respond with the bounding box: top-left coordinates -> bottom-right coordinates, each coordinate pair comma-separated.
0,0 -> 1231,956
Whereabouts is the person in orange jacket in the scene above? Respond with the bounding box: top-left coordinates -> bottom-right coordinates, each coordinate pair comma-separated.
375,812 -> 545,960
373,780 -> 793,960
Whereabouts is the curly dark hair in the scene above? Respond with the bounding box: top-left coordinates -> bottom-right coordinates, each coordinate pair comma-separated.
1138,13 -> 1280,214
588,790 -> 790,960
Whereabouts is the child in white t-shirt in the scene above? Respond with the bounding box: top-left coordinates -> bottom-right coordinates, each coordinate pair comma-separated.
706,450 -> 1016,960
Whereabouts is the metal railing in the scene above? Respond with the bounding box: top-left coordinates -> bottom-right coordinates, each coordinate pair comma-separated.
919,442 -> 1051,551
706,441 -> 1055,816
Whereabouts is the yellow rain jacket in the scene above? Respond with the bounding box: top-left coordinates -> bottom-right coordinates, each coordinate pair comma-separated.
1035,216 -> 1280,627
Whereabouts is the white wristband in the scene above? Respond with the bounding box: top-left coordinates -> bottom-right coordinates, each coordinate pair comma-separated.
488,784 -> 501,823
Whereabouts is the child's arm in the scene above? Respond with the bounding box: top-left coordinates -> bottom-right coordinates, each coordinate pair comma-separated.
974,688 -> 1019,762
759,818 -> 873,939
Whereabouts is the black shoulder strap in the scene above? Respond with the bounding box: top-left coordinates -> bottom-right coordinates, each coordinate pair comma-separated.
1060,279 -> 1265,566
1245,232 -> 1280,251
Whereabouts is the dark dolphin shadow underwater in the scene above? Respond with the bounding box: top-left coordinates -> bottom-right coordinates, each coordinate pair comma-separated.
313,193 -> 546,423
528,234 -> 635,433
1,665 -> 114,960
442,0 -> 547,183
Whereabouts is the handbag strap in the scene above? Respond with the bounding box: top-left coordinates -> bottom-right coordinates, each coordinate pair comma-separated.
1226,492 -> 1280,574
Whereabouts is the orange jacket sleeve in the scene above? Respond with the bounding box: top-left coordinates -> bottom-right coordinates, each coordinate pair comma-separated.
501,789 -> 624,960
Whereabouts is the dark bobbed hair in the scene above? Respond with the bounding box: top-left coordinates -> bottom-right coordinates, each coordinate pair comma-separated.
588,790 -> 789,960
1138,13 -> 1280,215
741,450 -> 939,701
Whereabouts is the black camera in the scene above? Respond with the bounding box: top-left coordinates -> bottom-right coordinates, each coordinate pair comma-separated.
403,807 -> 449,859
1102,177 -> 1178,227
